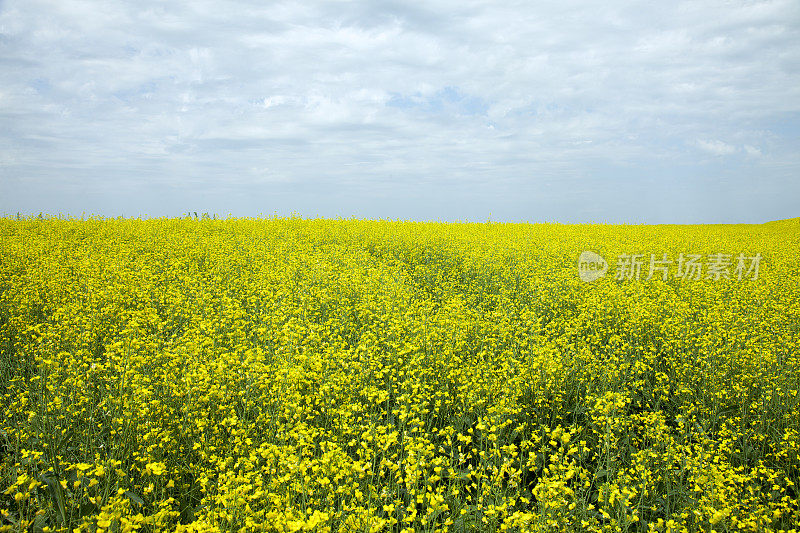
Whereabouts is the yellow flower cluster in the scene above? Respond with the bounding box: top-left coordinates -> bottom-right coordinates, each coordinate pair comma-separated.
1,216 -> 798,532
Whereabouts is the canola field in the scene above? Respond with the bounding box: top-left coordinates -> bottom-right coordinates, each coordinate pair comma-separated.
1,217 -> 799,533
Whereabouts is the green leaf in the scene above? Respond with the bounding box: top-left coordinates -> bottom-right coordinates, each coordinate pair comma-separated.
125,490 -> 145,506
40,470 -> 66,525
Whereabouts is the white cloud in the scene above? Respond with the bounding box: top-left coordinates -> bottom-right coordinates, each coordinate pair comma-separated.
1,0 -> 799,221
744,144 -> 763,157
696,139 -> 738,156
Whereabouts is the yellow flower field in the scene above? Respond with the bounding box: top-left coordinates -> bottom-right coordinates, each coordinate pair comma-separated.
1,216 -> 798,532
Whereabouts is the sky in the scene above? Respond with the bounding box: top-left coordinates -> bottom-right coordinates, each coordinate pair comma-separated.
1,0 -> 799,223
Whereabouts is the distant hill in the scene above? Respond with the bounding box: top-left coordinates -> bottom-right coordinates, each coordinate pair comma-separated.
763,217 -> 800,224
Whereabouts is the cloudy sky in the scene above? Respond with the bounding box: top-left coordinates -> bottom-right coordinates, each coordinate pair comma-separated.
1,0 -> 798,222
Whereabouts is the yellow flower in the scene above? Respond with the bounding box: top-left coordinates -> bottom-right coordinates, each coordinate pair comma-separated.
709,510 -> 727,525
145,462 -> 166,476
